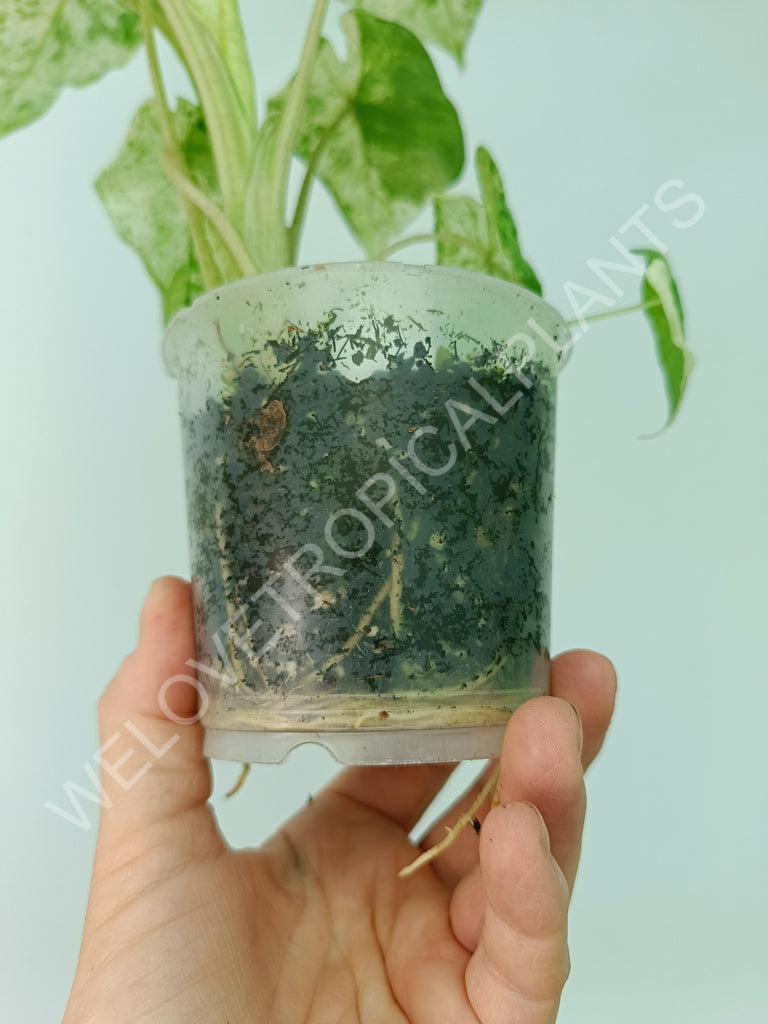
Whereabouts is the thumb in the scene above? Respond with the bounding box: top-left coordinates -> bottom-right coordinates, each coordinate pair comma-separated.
95,576 -> 219,849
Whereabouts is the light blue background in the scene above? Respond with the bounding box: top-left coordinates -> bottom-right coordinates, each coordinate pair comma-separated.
1,0 -> 766,1020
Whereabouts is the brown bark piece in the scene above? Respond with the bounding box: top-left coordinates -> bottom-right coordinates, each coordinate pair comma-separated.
245,399 -> 287,473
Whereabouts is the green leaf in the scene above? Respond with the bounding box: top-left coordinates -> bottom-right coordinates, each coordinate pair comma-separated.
633,249 -> 694,430
343,0 -> 483,62
95,98 -> 224,322
0,0 -> 141,138
476,147 -> 541,294
268,10 -> 464,259
435,146 -> 541,294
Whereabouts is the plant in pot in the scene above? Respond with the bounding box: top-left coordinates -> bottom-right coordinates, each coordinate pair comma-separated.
2,0 -> 692,868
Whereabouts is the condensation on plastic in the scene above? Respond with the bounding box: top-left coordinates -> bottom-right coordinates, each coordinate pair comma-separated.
164,262 -> 569,765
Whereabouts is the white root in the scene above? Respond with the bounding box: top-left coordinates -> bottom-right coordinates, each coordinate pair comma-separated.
321,573 -> 392,674
399,764 -> 501,878
225,762 -> 251,798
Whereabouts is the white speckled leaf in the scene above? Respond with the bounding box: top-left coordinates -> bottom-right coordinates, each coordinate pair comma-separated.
0,0 -> 141,137
269,10 -> 464,258
434,192 -> 489,270
344,0 -> 483,61
96,99 -> 223,322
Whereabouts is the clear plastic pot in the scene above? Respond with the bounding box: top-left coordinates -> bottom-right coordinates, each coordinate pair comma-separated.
163,262 -> 569,765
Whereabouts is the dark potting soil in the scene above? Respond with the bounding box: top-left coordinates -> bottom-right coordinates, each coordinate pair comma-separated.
181,322 -> 555,710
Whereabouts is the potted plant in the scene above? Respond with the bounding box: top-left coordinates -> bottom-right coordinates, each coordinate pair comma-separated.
1,0 -> 691,779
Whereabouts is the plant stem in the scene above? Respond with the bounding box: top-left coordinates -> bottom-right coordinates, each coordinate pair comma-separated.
157,0 -> 253,223
160,154 -> 257,277
139,0 -> 218,289
254,0 -> 330,269
274,0 -> 331,191
399,765 -> 501,878
140,0 -> 174,150
289,103 -> 352,262
379,232 -> 488,261
123,0 -> 188,77
567,299 -> 661,328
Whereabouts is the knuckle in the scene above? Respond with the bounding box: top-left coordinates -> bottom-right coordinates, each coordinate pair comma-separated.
559,942 -> 572,988
98,650 -> 138,721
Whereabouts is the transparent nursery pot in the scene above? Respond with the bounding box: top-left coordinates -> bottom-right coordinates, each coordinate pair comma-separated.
163,262 -> 569,765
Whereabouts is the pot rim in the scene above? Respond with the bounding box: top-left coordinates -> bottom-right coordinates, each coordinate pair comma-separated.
164,260 -> 572,377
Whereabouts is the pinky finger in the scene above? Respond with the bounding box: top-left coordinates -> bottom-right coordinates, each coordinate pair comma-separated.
464,801 -> 571,1024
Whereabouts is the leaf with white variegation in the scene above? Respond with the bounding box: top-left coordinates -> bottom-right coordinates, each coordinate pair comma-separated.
476,147 -> 541,294
343,0 -> 483,62
95,99 -> 233,323
633,249 -> 694,431
434,193 -> 490,270
266,10 -> 464,260
435,147 -> 541,294
0,0 -> 141,138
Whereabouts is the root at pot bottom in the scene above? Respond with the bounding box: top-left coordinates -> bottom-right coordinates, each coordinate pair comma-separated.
225,763 -> 251,798
399,764 -> 501,879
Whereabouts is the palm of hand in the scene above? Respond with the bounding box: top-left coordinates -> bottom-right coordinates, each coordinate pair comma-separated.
65,579 -> 615,1024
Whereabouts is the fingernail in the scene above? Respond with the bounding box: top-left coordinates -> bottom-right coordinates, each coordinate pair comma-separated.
566,700 -> 583,757
146,576 -> 182,609
524,801 -> 551,852
139,578 -> 176,640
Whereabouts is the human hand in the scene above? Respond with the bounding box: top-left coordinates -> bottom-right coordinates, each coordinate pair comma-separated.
64,577 -> 616,1024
